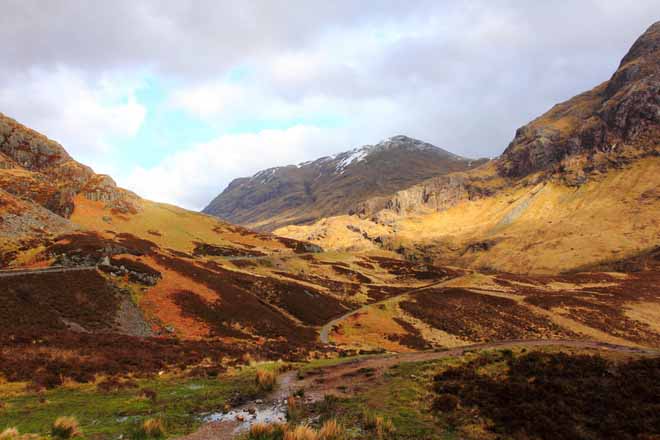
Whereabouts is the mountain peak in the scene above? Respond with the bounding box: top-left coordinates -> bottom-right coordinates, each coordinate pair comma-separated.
203,136 -> 485,231
331,135 -> 462,174
618,20 -> 660,68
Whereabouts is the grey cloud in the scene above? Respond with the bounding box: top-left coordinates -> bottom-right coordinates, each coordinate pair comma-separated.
1,0 -> 660,205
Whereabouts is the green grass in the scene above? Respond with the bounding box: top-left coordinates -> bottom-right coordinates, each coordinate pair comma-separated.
296,354 -> 375,375
0,363 -> 280,439
306,358 -> 461,439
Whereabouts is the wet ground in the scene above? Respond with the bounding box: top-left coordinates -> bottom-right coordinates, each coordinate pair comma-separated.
178,339 -> 659,440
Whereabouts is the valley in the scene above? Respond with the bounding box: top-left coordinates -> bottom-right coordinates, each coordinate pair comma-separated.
0,17 -> 659,440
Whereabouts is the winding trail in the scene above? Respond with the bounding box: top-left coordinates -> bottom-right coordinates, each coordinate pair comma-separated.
319,279 -> 449,344
178,339 -> 659,440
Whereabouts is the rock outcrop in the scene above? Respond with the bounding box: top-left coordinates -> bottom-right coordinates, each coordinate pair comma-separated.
353,164 -> 504,220
349,22 -> 660,223
0,112 -> 139,217
498,21 -> 660,179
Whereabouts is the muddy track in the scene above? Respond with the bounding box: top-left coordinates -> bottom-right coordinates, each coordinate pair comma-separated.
319,279 -> 449,344
178,339 -> 659,440
0,265 -> 96,277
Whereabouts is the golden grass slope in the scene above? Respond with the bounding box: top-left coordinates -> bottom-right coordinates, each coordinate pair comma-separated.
276,157 -> 660,274
70,195 -> 294,256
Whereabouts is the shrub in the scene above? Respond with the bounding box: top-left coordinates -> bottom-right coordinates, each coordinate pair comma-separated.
433,393 -> 459,412
51,416 -> 82,439
248,422 -> 344,440
0,428 -> 42,440
137,388 -> 157,402
432,352 -> 660,440
256,369 -> 276,392
317,395 -> 338,414
361,410 -> 377,429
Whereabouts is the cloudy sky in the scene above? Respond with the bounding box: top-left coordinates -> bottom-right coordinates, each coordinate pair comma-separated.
1,1 -> 658,209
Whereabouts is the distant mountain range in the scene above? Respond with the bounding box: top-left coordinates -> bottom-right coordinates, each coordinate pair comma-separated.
203,135 -> 488,231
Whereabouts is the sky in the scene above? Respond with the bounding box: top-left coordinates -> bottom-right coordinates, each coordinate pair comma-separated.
1,1 -> 659,210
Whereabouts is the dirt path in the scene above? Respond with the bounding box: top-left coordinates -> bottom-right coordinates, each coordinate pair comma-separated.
319,279 -> 449,344
290,339 -> 658,402
177,339 -> 658,440
0,265 -> 96,277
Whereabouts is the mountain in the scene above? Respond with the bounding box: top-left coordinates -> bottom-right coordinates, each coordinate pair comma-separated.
203,135 -> 488,231
276,21 -> 660,274
498,21 -> 660,180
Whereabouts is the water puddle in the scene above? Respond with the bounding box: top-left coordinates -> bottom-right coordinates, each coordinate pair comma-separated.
200,370 -> 299,434
203,398 -> 288,433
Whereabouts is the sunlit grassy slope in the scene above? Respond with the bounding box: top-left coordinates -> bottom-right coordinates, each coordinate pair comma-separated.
278,157 -> 660,274
71,196 -> 292,255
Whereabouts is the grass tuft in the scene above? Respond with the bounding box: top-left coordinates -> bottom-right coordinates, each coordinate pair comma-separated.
246,421 -> 344,440
248,422 -> 287,440
256,369 -> 277,392
0,428 -> 19,440
283,425 -> 317,440
318,419 -> 345,440
51,416 -> 82,439
362,411 -> 394,439
130,418 -> 166,440
286,395 -> 302,422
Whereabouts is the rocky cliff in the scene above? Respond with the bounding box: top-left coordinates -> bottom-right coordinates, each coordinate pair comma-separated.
350,21 -> 660,222
0,112 -> 139,218
203,135 -> 487,231
498,21 -> 660,180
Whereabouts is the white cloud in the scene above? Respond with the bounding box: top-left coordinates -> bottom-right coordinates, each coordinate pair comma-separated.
121,125 -> 352,209
0,67 -> 146,172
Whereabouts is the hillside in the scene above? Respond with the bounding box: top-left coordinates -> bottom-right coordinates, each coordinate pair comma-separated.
203,135 -> 487,231
1,112 -> 457,356
277,21 -> 660,274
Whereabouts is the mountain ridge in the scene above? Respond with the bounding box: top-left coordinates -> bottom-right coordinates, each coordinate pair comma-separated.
203,135 -> 487,231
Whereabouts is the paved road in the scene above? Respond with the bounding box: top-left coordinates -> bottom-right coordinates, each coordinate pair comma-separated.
319,279 -> 449,344
0,265 -> 96,278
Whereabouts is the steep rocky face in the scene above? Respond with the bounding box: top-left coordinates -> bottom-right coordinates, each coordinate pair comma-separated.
354,162 -> 502,221
498,21 -> 660,179
0,112 -> 138,217
352,22 -> 660,223
204,135 -> 486,231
